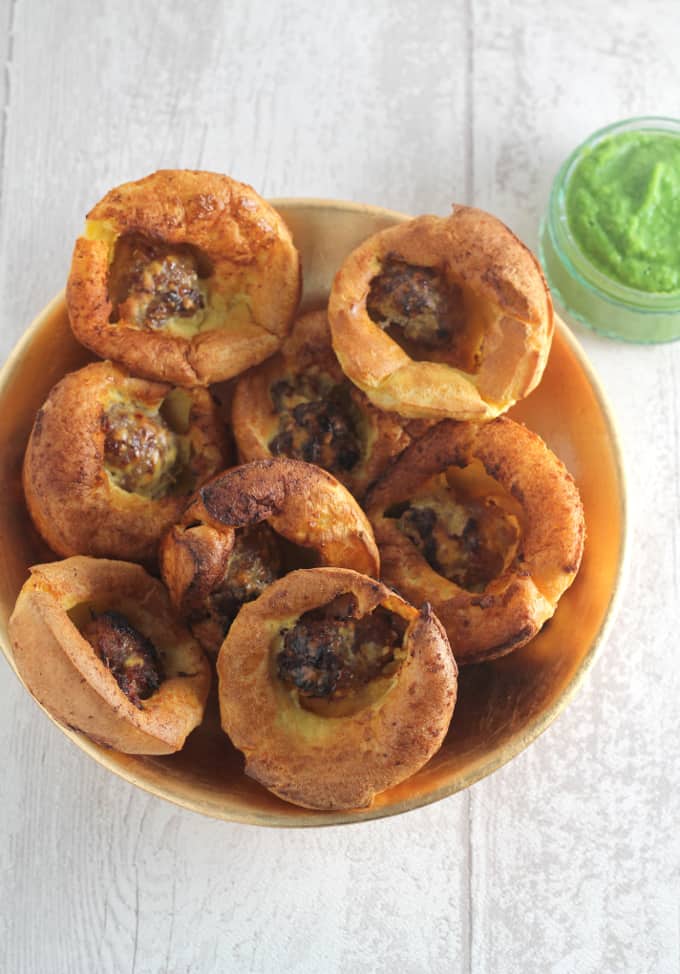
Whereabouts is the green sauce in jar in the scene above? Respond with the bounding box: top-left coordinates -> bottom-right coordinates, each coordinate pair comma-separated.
540,117 -> 680,343
565,130 -> 680,293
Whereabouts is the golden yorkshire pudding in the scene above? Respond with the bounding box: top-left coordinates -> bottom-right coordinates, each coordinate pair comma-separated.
67,170 -> 301,386
160,458 -> 380,656
8,557 -> 211,755
328,206 -> 553,421
217,566 -> 457,810
232,310 -> 411,497
366,418 -> 585,664
23,361 -> 227,563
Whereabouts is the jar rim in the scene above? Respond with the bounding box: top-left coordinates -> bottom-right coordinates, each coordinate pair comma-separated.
546,115 -> 680,314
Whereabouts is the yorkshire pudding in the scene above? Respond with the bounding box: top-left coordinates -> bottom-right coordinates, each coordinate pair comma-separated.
160,458 -> 380,656
23,361 -> 227,563
67,170 -> 301,386
217,566 -> 457,810
328,206 -> 553,421
232,310 -> 411,497
366,418 -> 585,664
8,557 -> 211,754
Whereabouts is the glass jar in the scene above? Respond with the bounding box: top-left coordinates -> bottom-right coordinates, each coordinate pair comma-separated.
540,116 -> 680,343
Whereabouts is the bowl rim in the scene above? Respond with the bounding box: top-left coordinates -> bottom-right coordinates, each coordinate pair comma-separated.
0,197 -> 628,827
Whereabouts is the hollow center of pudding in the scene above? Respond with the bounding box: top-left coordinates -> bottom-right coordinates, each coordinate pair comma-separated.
109,233 -> 211,335
208,523 -> 284,632
366,256 -> 482,372
103,400 -> 183,499
276,596 -> 406,706
182,521 -> 323,652
81,610 -> 165,708
268,372 -> 362,474
392,478 -> 520,592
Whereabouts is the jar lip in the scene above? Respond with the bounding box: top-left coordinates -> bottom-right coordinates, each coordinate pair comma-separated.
546,115 -> 680,313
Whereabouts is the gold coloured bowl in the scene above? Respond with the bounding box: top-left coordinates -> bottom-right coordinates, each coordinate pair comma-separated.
0,200 -> 626,827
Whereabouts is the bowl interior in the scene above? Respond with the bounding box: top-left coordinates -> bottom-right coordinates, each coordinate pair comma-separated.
0,200 -> 626,826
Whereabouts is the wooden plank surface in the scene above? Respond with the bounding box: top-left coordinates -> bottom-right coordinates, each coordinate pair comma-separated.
0,1 -> 678,971
468,4 -> 680,973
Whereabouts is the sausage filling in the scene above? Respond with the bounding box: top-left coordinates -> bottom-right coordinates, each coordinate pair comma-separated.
82,610 -> 164,708
103,401 -> 181,499
367,257 -> 464,346
268,374 -> 362,474
208,523 -> 283,634
109,233 -> 207,330
277,597 -> 405,699
394,489 -> 519,592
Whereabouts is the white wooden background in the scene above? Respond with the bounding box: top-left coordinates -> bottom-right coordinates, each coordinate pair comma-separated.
1,2 -> 679,972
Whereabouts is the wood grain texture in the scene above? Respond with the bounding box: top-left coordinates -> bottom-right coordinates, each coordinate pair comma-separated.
468,3 -> 680,972
0,0 -> 678,971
